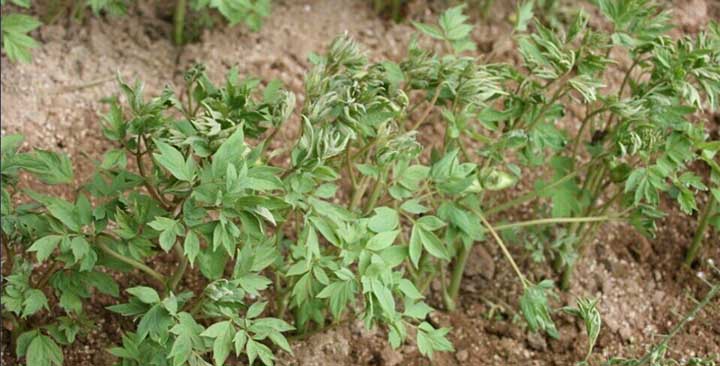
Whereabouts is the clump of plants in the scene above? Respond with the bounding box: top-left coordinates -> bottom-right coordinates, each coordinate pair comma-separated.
2,2 -> 719,365
500,0 -> 720,289
1,0 -> 131,62
0,0 -> 271,62
372,0 -> 407,22
174,0 -> 270,45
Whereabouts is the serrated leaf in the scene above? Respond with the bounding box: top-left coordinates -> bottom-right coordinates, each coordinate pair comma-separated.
28,235 -> 62,262
368,207 -> 399,232
26,334 -> 64,366
184,230 -> 200,267
366,230 -> 400,251
1,14 -> 41,63
126,286 -> 160,304
515,1 -> 534,32
153,140 -> 195,181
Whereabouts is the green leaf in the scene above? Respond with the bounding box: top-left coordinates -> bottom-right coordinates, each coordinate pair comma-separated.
404,301 -> 433,319
397,279 -> 423,300
366,230 -> 400,251
84,271 -> 119,297
520,280 -> 559,338
100,149 -> 128,170
515,1 -> 534,32
201,321 -> 234,366
212,127 -> 246,174
1,14 -> 41,63
153,140 -> 196,181
416,322 -> 454,358
246,301 -> 267,319
28,235 -> 63,262
184,230 -> 200,267
398,165 -> 429,191
418,226 -> 449,260
137,304 -> 173,342
268,331 -> 293,354
368,207 -> 399,233
199,248 -> 228,280
169,313 -> 204,366
246,338 -> 274,366
126,286 -> 160,304
237,273 -> 271,296
400,199 -> 429,214
16,330 -> 38,357
409,225 -> 423,268
69,236 -> 91,264
17,150 -> 74,184
22,289 -> 49,318
149,217 -> 184,252
10,0 -> 31,8
412,22 -> 444,39
438,5 -> 472,40
233,330 -> 248,357
26,334 -> 64,366
563,298 -> 601,359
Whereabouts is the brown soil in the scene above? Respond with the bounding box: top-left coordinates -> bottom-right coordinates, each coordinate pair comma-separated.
2,0 -> 720,365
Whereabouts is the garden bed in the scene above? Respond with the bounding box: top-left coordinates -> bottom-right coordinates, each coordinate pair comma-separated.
2,0 -> 719,365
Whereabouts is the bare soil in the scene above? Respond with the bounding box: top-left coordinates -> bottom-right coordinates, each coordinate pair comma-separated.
1,0 -> 719,365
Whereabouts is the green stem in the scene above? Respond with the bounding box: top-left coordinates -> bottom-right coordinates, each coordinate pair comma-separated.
446,242 -> 470,309
493,215 -> 620,231
33,261 -> 62,289
476,211 -> 529,288
136,136 -> 172,210
166,243 -> 189,294
2,232 -> 15,274
525,84 -> 568,130
571,107 -> 606,157
345,147 -> 358,192
173,0 -> 187,45
635,282 -> 720,366
277,277 -> 296,319
96,238 -> 167,285
559,262 -> 574,291
485,170 -> 580,216
350,176 -> 371,211
187,295 -> 206,315
685,197 -> 717,266
363,174 -> 385,215
409,83 -> 442,131
441,264 -> 454,311
559,190 -> 617,290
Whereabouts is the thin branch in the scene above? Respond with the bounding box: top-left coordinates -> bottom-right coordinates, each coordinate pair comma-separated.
135,135 -> 172,210
492,215 -> 623,231
476,211 -> 529,288
95,237 -> 167,285
410,83 -> 443,131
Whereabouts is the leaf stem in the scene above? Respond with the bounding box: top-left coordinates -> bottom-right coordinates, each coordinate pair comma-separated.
410,83 -> 443,131
95,237 -> 167,285
345,147 -> 358,192
485,170 -> 580,216
446,242 -> 470,309
476,211 -> 529,288
173,0 -> 187,45
167,242 -> 189,294
363,173 -> 385,215
493,215 -> 621,231
635,281 -> 720,366
135,136 -> 172,210
33,261 -> 61,289
685,197 -> 717,266
571,107 -> 607,157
